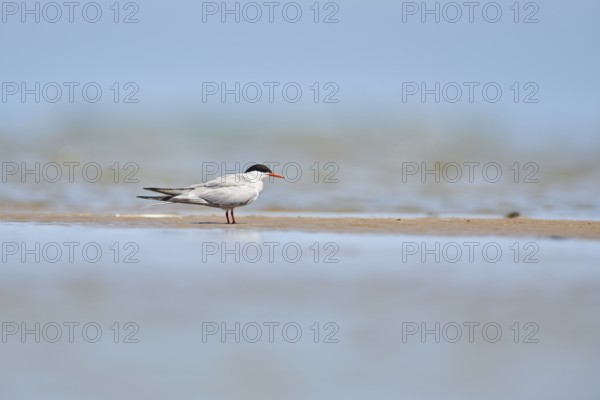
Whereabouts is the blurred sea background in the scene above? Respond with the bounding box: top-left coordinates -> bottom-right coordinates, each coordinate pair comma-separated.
1,0 -> 599,218
2,1 -> 600,399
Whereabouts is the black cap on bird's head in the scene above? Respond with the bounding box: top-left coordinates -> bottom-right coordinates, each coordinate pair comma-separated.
244,164 -> 285,179
245,164 -> 273,174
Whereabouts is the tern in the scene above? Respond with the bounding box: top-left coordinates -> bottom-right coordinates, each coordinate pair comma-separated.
137,164 -> 284,224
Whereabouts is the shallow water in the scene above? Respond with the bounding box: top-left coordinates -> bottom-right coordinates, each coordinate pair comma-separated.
1,222 -> 599,399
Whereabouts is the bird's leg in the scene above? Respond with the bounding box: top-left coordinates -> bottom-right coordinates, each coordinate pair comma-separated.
225,210 -> 230,224
231,209 -> 236,224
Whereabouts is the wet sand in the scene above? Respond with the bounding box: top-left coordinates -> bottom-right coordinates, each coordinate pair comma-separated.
2,213 -> 599,239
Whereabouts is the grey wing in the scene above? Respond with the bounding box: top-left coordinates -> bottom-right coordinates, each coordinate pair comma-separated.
184,185 -> 259,208
191,174 -> 247,189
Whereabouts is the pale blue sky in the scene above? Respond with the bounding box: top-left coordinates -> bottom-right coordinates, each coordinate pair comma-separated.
1,0 -> 599,143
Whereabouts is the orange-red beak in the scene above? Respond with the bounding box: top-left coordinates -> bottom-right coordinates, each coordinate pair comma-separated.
268,173 -> 285,179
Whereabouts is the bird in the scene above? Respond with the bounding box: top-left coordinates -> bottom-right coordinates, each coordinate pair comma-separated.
137,164 -> 284,224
